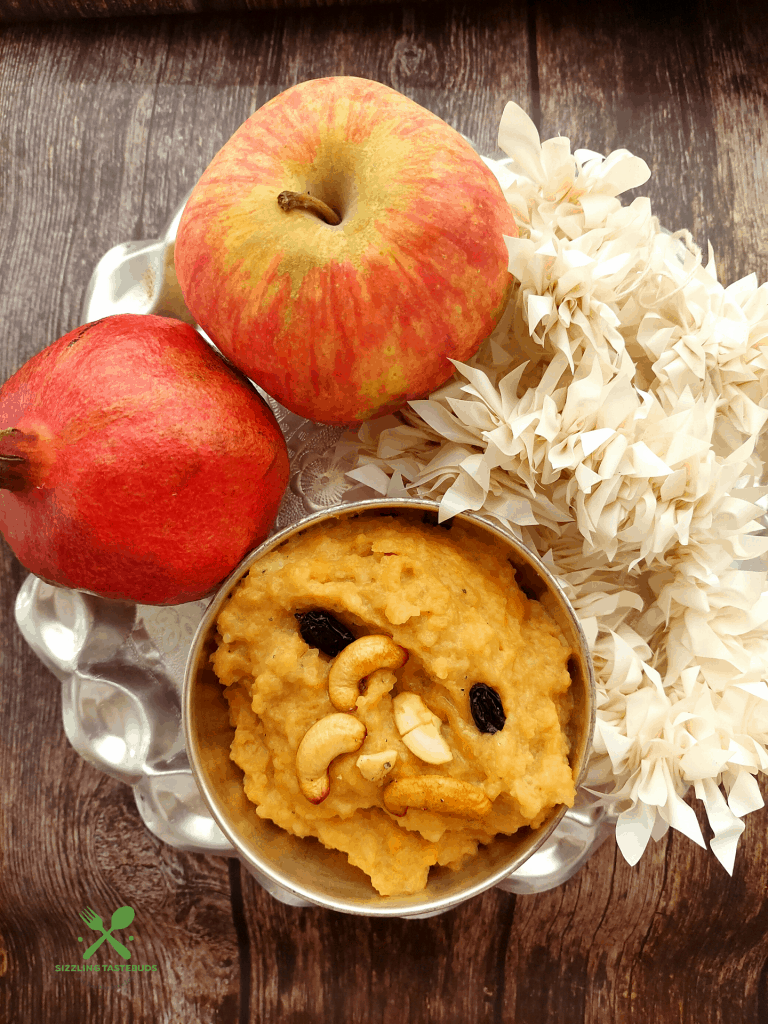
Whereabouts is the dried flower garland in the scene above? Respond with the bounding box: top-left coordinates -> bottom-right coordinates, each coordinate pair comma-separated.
332,102 -> 768,872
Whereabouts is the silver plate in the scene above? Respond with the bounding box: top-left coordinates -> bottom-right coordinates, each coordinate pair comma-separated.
14,155 -> 617,906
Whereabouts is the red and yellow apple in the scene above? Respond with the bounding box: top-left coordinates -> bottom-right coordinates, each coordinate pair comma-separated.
175,76 -> 518,425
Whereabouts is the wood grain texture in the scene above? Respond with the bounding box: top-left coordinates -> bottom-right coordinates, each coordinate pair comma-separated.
239,871 -> 520,1024
530,0 -> 768,287
1,4 -> 767,1023
0,541 -> 241,1024
0,0 -> 433,23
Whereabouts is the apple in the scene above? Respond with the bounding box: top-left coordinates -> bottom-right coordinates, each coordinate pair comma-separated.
174,76 -> 518,425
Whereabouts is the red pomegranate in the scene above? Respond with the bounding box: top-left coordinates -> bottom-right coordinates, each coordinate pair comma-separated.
0,314 -> 290,604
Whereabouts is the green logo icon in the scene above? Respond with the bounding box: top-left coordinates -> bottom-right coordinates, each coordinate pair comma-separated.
77,905 -> 135,960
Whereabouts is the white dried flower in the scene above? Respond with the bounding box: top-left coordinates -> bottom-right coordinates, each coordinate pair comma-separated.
332,101 -> 768,873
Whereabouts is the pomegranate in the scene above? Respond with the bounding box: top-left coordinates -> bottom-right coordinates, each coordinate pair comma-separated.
0,314 -> 290,604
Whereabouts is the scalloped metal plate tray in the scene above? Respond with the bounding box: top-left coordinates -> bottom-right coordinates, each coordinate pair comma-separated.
14,155 -> 618,908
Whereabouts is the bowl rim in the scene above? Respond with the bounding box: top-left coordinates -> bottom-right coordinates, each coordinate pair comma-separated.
182,496 -> 596,916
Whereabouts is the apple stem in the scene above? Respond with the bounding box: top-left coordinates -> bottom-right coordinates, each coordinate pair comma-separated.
277,191 -> 341,226
0,428 -> 31,492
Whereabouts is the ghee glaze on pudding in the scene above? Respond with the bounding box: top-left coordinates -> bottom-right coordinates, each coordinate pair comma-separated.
210,513 -> 577,897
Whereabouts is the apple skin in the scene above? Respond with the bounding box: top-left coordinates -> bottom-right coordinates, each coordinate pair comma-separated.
0,314 -> 290,605
175,76 -> 518,425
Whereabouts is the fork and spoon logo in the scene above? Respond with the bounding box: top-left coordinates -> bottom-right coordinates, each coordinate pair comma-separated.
77,905 -> 135,960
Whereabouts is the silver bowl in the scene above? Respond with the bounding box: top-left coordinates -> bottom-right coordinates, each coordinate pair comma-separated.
183,497 -> 596,918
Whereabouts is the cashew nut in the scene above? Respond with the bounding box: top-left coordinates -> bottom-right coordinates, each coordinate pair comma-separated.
393,692 -> 439,734
383,777 -> 492,819
393,692 -> 452,765
328,635 -> 408,711
356,749 -> 399,783
296,713 -> 366,804
356,668 -> 397,714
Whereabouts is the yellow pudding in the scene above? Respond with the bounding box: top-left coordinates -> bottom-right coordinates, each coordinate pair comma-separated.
211,513 -> 577,896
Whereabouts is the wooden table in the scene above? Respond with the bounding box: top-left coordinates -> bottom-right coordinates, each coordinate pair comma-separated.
1,3 -> 767,1021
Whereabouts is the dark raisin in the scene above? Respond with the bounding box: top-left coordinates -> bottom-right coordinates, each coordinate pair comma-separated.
469,683 -> 506,734
295,610 -> 355,658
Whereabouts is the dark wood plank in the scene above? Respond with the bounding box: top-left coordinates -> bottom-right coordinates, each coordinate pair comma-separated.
507,809 -> 768,1023
531,0 -> 768,287
698,0 -> 768,285
0,542 -> 241,1023
240,870 -> 519,1024
0,0 -> 431,25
